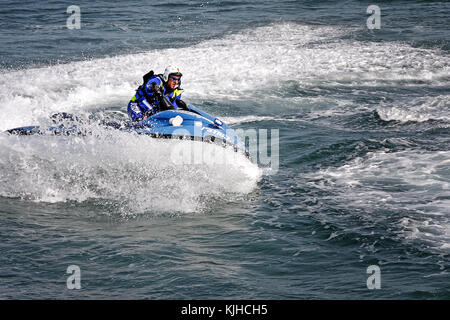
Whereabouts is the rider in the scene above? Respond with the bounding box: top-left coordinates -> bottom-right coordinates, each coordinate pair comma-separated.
127,65 -> 186,121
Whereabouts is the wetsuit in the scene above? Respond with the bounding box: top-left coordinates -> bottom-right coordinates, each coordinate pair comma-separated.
127,74 -> 183,122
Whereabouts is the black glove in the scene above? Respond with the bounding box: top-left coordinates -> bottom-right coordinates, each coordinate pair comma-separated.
152,82 -> 173,111
152,83 -> 163,100
177,99 -> 189,110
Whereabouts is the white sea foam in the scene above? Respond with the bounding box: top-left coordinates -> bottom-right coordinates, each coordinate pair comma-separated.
377,95 -> 450,122
308,150 -> 450,251
1,23 -> 448,131
0,131 -> 260,215
0,22 -> 448,215
221,115 -> 288,125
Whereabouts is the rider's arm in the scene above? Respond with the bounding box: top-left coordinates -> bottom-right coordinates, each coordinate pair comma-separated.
138,77 -> 163,116
144,77 -> 162,98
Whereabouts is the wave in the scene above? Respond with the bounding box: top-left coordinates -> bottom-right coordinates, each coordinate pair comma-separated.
306,149 -> 450,251
1,22 -> 448,131
0,130 -> 261,215
221,115 -> 305,125
376,95 -> 450,123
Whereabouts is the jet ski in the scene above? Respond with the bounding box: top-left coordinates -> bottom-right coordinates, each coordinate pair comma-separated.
5,104 -> 248,156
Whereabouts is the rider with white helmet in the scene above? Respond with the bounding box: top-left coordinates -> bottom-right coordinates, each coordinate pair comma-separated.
127,65 -> 185,121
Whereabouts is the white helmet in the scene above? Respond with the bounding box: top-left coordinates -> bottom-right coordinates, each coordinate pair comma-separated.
163,65 -> 182,82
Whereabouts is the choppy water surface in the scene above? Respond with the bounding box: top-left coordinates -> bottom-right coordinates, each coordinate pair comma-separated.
0,0 -> 449,299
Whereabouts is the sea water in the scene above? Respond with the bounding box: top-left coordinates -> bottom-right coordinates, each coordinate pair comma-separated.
0,0 -> 449,299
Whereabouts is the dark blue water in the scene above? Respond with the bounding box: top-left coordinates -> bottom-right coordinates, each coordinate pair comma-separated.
0,0 -> 449,299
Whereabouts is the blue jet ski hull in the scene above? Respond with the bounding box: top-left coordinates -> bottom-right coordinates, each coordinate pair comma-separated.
5,105 -> 248,155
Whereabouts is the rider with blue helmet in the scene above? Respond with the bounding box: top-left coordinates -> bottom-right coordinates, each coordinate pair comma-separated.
127,66 -> 185,121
